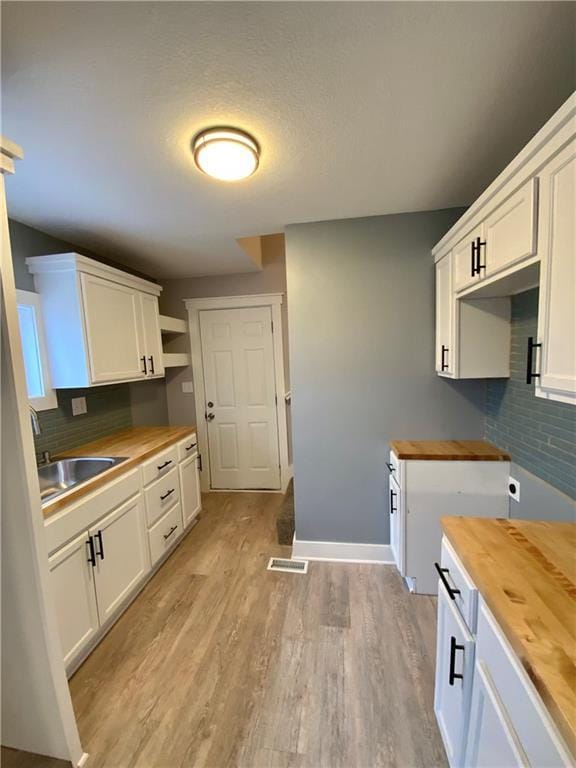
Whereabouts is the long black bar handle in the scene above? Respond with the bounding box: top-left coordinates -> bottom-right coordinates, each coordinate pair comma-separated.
157,459 -> 172,471
441,345 -> 449,372
476,237 -> 487,273
163,525 -> 178,541
149,355 -> 155,375
526,337 -> 542,384
470,240 -> 477,277
87,536 -> 96,567
434,562 -> 461,600
449,636 -> 465,686
160,488 -> 175,501
198,454 -> 203,472
390,489 -> 397,514
95,530 -> 105,560
141,356 -> 147,375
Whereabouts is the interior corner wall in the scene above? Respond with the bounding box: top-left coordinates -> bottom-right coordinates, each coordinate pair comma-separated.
286,209 -> 486,546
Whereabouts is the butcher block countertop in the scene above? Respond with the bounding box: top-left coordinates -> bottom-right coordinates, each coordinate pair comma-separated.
42,426 -> 196,519
390,439 -> 510,461
442,516 -> 576,755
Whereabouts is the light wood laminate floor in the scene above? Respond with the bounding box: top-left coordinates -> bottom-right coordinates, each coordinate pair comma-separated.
70,492 -> 447,768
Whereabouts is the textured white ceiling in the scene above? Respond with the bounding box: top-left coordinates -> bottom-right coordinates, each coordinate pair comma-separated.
2,2 -> 575,278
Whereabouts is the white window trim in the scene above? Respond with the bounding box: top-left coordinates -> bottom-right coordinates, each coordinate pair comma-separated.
16,289 -> 58,411
184,293 -> 291,494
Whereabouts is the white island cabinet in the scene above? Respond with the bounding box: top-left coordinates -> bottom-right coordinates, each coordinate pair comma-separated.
27,253 -> 164,387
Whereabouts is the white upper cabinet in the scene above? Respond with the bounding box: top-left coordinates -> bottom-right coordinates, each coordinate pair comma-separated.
535,139 -> 576,405
454,225 -> 483,292
483,178 -> 537,279
26,253 -> 163,387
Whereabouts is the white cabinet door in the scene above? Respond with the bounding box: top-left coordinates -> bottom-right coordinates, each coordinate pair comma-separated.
81,273 -> 145,383
140,292 -> 164,378
90,495 -> 150,625
436,253 -> 454,375
179,453 -> 202,528
434,582 -> 475,767
536,139 -> 576,405
484,178 -> 537,278
454,225 -> 483,292
48,530 -> 99,669
465,660 -> 529,768
389,475 -> 404,575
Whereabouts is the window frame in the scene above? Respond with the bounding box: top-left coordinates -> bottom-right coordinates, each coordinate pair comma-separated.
16,289 -> 58,411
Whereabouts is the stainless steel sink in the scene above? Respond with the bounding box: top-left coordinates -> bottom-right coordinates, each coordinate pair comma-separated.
38,457 -> 127,504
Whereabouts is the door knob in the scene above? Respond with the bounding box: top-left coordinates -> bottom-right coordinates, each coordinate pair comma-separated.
207,413 -> 215,421
207,401 -> 214,408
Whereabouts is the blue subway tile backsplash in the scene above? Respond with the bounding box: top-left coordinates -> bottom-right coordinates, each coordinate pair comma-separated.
485,288 -> 576,499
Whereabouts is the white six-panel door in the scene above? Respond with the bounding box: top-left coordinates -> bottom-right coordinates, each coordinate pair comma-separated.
200,306 -> 281,489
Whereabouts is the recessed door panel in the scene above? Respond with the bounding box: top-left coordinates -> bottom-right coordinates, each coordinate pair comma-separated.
200,306 -> 281,489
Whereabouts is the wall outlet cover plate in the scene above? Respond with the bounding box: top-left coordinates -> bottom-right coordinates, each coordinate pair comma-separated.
71,396 -> 87,416
181,381 -> 194,394
508,476 -> 520,503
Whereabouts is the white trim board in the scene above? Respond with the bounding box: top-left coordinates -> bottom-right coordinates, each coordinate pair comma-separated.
184,293 -> 290,494
292,537 -> 394,564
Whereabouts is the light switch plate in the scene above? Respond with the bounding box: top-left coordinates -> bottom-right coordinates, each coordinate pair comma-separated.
181,381 -> 194,394
71,396 -> 87,416
508,476 -> 520,503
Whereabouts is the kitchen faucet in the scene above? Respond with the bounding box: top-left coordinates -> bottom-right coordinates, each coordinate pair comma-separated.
29,404 -> 41,436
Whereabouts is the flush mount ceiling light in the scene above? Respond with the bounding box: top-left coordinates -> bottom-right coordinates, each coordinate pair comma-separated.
192,127 -> 260,181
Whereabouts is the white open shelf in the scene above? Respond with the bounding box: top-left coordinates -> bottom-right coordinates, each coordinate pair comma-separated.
163,352 -> 191,368
159,314 -> 187,334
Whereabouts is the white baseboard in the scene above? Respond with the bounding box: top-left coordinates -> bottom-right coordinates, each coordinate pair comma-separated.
292,536 -> 394,564
77,752 -> 90,767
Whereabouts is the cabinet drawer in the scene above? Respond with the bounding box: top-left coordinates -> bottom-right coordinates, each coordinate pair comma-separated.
440,537 -> 478,633
475,601 -> 573,767
144,467 -> 180,527
177,434 -> 198,463
142,446 -> 178,486
148,502 -> 182,566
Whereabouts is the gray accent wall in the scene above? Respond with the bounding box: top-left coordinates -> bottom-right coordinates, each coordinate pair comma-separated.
286,209 -> 486,545
10,219 -> 169,451
486,288 -> 576,501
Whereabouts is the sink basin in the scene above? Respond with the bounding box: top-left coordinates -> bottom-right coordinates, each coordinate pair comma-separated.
38,457 -> 127,504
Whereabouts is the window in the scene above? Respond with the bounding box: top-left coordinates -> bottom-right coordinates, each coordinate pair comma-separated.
16,289 -> 57,411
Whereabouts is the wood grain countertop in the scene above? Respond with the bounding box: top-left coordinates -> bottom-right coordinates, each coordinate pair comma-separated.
390,440 -> 511,461
442,516 -> 576,755
42,426 -> 196,519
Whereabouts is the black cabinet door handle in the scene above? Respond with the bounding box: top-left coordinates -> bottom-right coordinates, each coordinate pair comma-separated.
470,240 -> 477,277
163,525 -> 178,541
148,355 -> 155,375
526,337 -> 542,384
198,454 -> 203,472
434,562 -> 461,600
95,530 -> 105,560
390,489 -> 397,514
449,635 -> 465,686
157,460 -> 172,471
386,462 -> 395,473
87,536 -> 96,567
441,345 -> 449,372
160,488 -> 175,501
141,356 -> 147,375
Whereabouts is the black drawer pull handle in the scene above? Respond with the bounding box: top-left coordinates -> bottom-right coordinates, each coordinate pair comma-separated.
390,489 -> 397,514
160,488 -> 175,501
95,530 -> 105,560
434,562 -> 461,600
449,635 -> 465,686
386,462 -> 395,473
163,525 -> 178,541
185,443 -> 197,451
526,337 -> 542,384
157,460 -> 172,471
87,536 -> 96,567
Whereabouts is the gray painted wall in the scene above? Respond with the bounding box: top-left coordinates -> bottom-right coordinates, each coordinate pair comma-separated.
286,209 -> 486,545
486,288 -> 575,500
508,463 -> 575,522
160,234 -> 291,446
10,219 -> 169,446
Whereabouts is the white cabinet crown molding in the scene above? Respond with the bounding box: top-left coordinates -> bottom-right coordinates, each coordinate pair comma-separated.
432,92 -> 576,262
26,253 -> 162,297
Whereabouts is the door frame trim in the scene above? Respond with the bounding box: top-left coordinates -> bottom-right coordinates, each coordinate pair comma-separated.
184,293 -> 290,493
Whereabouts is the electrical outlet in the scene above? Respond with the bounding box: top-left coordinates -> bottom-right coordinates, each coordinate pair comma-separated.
181,381 -> 194,394
71,396 -> 87,416
508,476 -> 520,503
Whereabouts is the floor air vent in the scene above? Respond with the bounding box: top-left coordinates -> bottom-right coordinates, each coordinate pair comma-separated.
267,557 -> 308,574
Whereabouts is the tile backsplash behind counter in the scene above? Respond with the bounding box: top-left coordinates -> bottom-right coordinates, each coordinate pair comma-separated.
34,385 -> 132,458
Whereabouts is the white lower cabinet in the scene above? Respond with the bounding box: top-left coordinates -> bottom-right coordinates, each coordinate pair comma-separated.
179,452 -> 201,528
48,531 -> 100,668
434,582 -> 475,767
388,474 -> 404,575
88,495 -> 149,625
